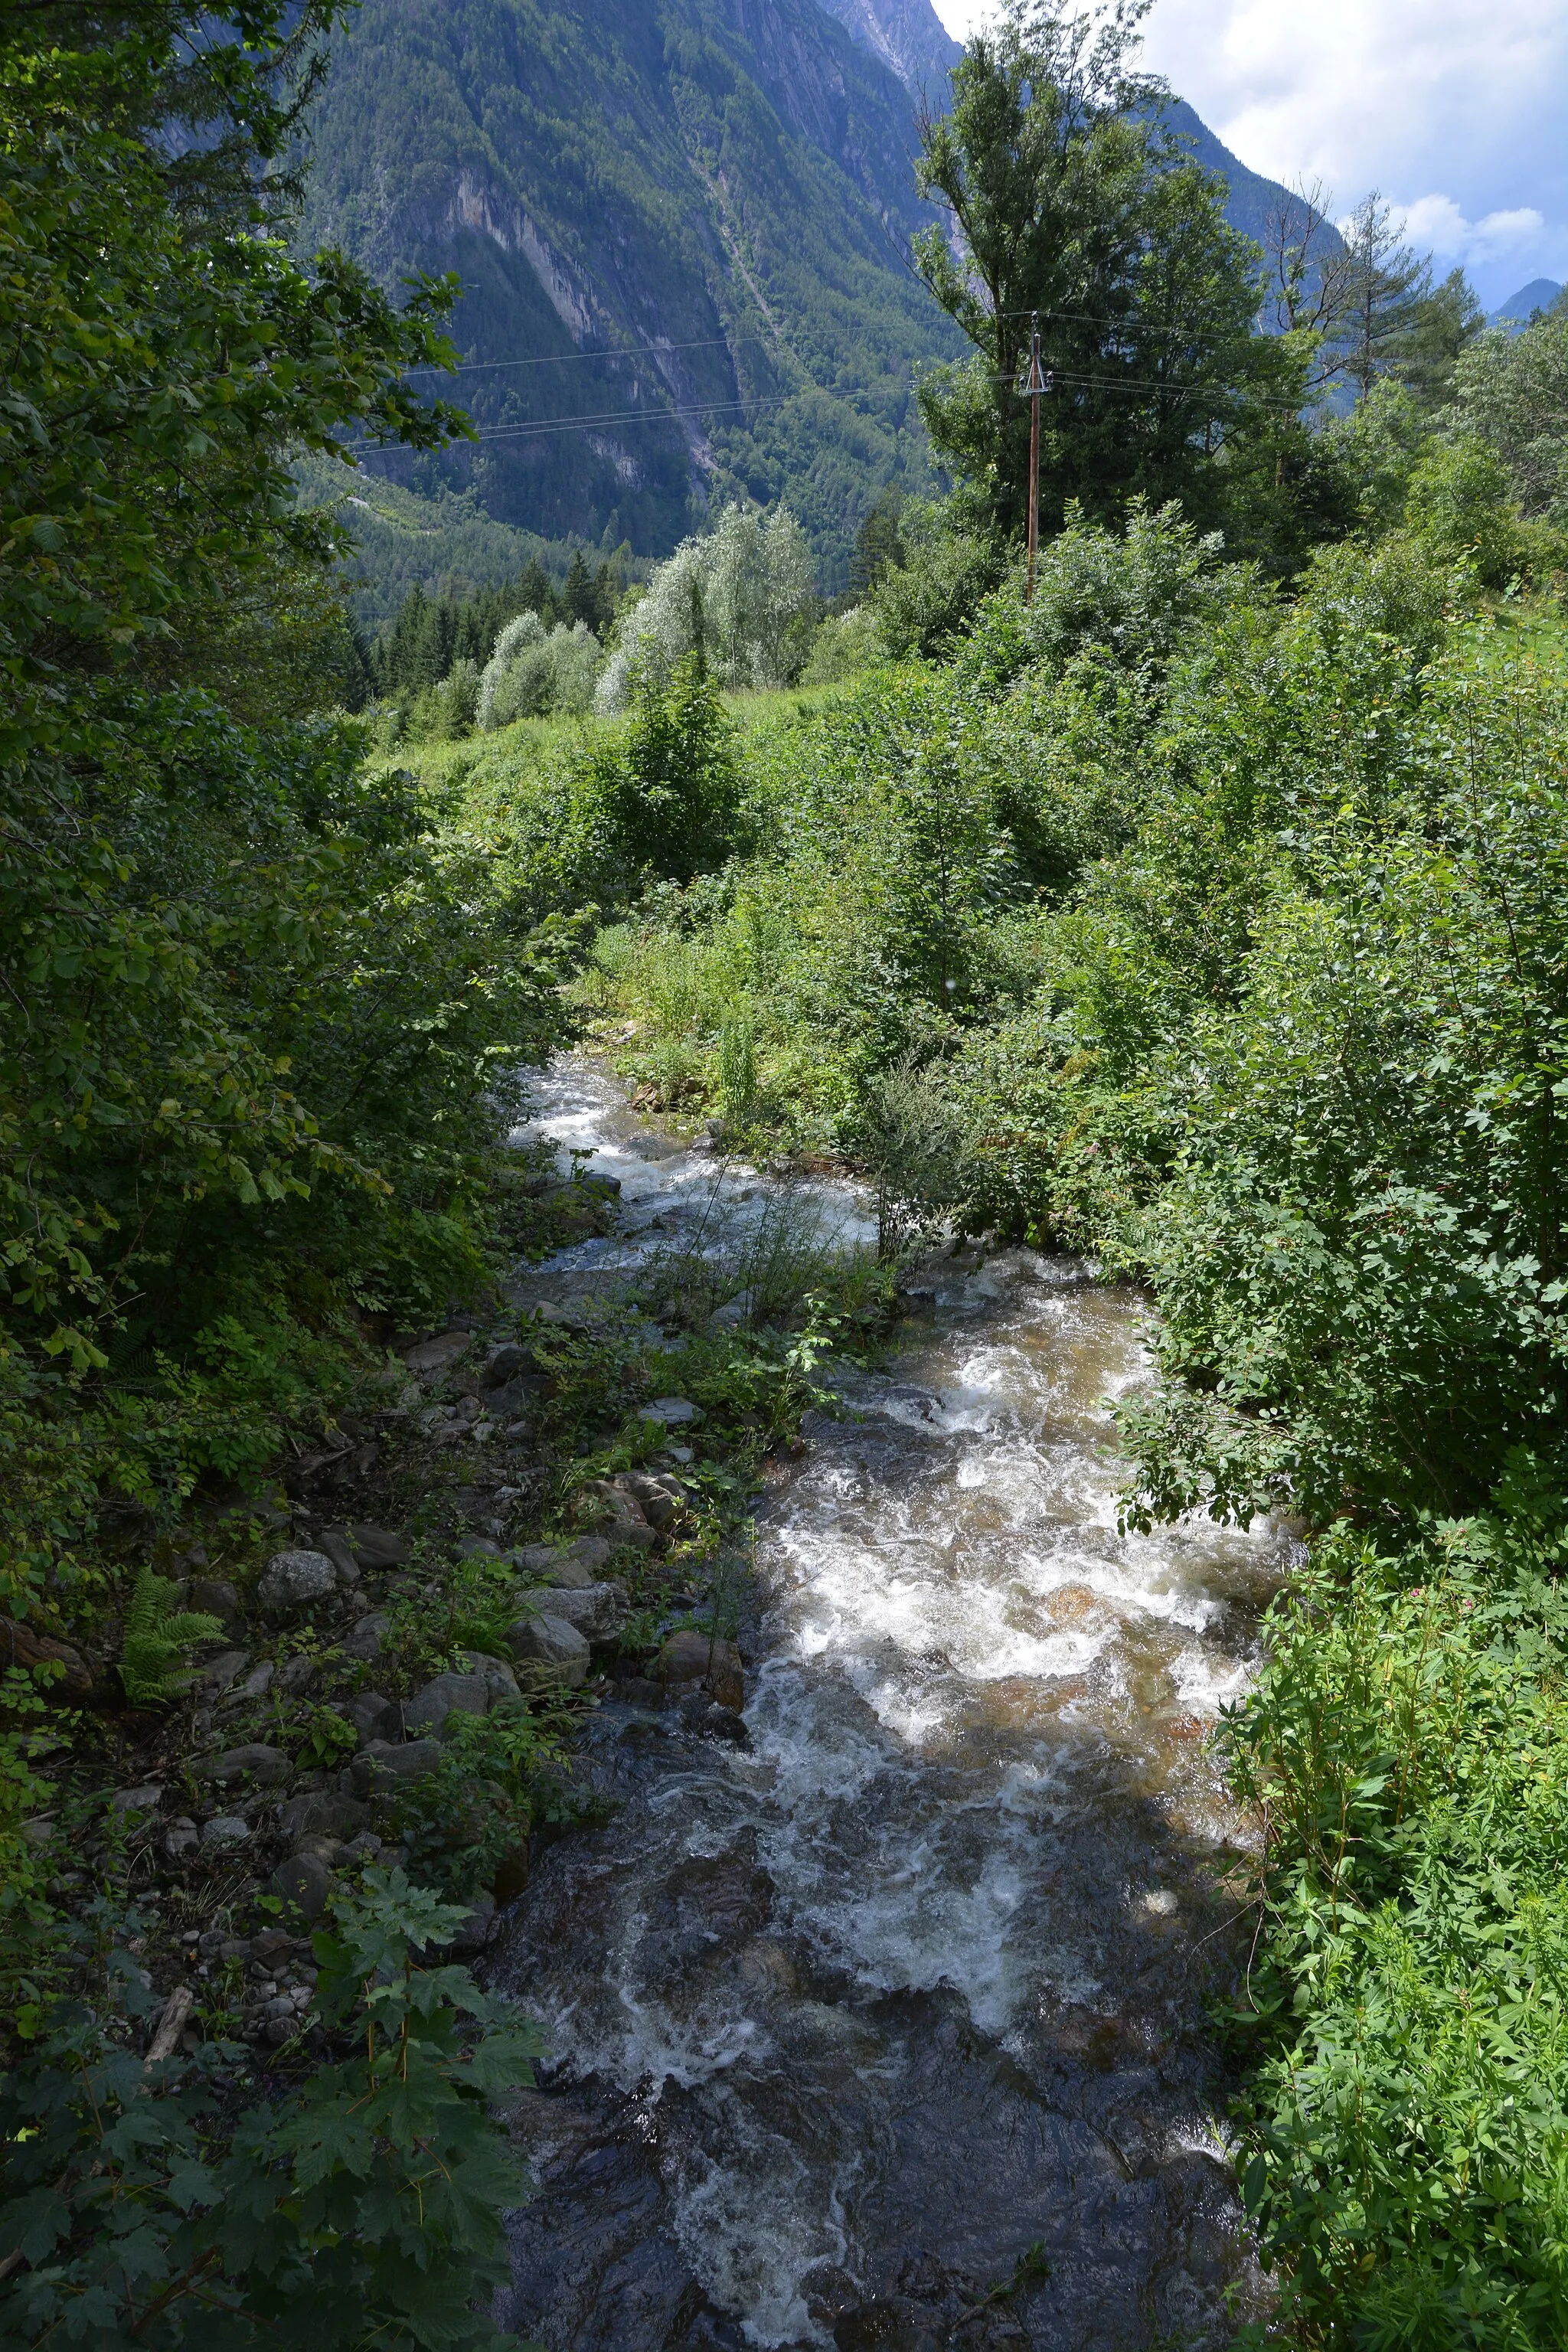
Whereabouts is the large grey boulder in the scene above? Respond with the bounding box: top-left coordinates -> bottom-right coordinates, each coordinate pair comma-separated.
526,1583 -> 627,1642
481,1341 -> 541,1387
508,1614 -> 591,1684
619,1472 -> 687,1531
402,1329 -> 472,1374
281,1791 -> 370,1842
639,1396 -> 702,1428
351,1737 -> 443,1795
348,1691 -> 401,1747
706,1289 -> 756,1331
488,1374 -> 549,1417
580,1480 -> 657,1551
110,1783 -> 164,1816
342,1523 -> 407,1570
192,1743 -> 291,1788
403,1671 -> 491,1738
341,1610 -> 390,1663
257,1550 -> 337,1613
188,1576 -> 242,1628
321,1522 -> 407,1580
512,1537 -> 610,1588
462,1651 -> 521,1704
316,1531 -> 360,1586
271,1851 -> 334,1920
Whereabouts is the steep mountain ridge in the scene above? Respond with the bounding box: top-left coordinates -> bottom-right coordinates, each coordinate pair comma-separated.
303,0 -> 964,585
813,0 -> 959,97
1158,96 -> 1299,250
1490,277 -> 1563,329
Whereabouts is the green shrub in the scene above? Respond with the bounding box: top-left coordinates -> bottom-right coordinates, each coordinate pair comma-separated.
867,498 -> 1004,660
389,1705 -> 590,1900
1224,1510 -> 1568,2348
799,603 -> 885,684
957,497 -> 1256,693
0,1872 -> 541,2349
600,652 -> 743,883
1405,436 -> 1531,586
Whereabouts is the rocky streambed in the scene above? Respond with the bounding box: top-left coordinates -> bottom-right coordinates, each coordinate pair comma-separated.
488,1062 -> 1292,2352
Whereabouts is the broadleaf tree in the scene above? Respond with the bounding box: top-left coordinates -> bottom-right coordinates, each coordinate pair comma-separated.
911,0 -> 1295,542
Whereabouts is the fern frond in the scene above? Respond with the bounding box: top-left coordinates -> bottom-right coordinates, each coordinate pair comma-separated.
119,1570 -> 225,1707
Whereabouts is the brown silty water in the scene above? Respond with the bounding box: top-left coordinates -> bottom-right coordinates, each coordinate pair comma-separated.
488,1061 -> 1289,2350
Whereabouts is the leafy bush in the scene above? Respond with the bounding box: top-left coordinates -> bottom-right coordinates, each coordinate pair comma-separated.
1449,303 -> 1568,524
1404,436 -> 1534,585
957,497 -> 1255,691
1223,1508 -> 1568,2348
0,1873 -> 541,2350
598,652 -> 743,883
390,1705 -> 590,1900
799,603 -> 886,684
478,614 -> 601,728
867,497 -> 1004,660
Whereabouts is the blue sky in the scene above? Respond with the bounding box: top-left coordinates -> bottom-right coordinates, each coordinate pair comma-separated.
929,0 -> 1567,305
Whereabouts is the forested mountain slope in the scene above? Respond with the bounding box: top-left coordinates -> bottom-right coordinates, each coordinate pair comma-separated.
301,0 -> 1309,588
300,0 -> 966,586
1158,95 -> 1300,250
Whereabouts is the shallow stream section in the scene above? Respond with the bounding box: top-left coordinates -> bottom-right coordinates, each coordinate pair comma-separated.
489,1061 -> 1290,2351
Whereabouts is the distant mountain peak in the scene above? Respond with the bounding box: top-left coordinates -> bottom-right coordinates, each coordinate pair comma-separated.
812,0 -> 960,96
1489,278 -> 1561,332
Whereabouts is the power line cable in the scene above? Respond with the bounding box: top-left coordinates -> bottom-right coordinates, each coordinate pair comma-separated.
345,354 -> 1303,455
401,332 -> 776,377
339,390 -> 809,453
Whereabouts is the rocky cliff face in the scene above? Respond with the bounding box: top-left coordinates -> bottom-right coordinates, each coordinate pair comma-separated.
812,0 -> 960,97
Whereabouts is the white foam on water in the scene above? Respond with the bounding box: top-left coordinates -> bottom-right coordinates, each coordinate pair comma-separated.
1168,1642 -> 1253,1717
510,1060 -> 1290,2345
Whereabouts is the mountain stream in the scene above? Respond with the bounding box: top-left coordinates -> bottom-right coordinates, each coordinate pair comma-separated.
490,1060 -> 1287,2351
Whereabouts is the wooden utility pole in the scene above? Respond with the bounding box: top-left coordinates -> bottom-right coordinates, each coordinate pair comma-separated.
1023,312 -> 1047,605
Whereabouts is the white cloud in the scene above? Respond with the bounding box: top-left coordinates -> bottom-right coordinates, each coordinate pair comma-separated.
1395,197 -> 1545,264
928,1 -> 995,31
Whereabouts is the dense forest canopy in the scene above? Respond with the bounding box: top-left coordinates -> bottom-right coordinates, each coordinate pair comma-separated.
5,0 -> 1568,2344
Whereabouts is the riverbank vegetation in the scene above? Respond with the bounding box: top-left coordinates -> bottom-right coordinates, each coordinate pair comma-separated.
0,5 -> 875,2341
7,0 -> 1568,2340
